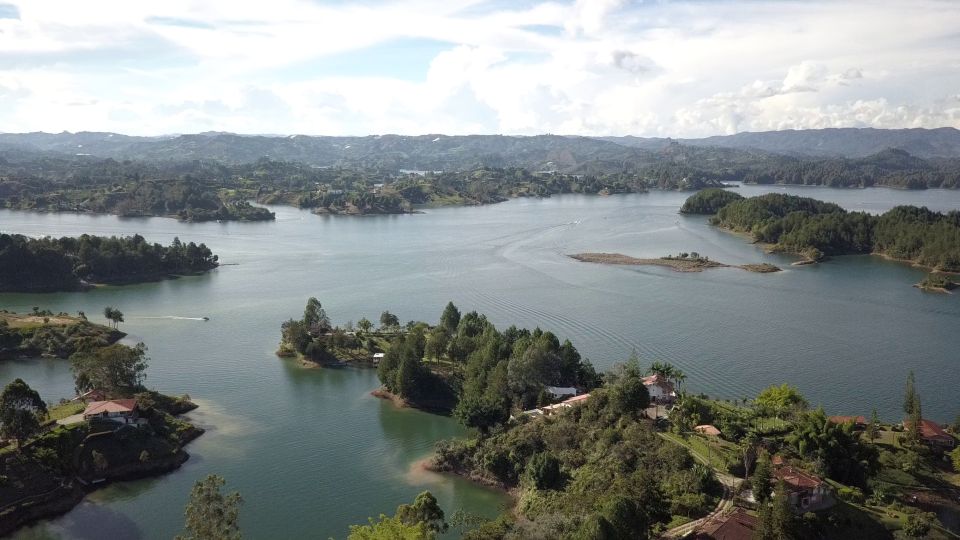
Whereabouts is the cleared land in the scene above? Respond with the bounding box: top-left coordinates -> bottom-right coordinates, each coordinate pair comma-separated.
569,253 -> 781,273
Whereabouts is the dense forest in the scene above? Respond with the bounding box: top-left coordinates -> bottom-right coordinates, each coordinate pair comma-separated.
0,234 -> 219,292
699,193 -> 960,270
679,188 -> 744,214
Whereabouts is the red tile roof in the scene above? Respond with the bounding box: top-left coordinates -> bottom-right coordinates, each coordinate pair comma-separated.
773,465 -> 824,491
905,418 -> 955,443
562,394 -> 590,404
695,508 -> 757,540
83,399 -> 137,416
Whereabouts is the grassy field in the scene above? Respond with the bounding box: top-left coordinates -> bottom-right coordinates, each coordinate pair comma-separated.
45,401 -> 85,422
1,312 -> 83,329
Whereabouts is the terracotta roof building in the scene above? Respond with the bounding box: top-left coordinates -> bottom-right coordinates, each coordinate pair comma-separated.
82,399 -> 140,425
905,418 -> 956,449
772,465 -> 833,512
641,374 -> 676,404
693,508 -> 757,540
695,424 -> 722,437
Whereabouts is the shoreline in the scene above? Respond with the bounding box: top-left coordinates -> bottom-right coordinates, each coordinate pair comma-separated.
569,252 -> 781,273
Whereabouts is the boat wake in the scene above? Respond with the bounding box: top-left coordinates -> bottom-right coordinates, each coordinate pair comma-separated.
135,316 -> 209,321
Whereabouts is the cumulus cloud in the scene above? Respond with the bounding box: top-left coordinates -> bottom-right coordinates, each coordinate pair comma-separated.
0,0 -> 958,136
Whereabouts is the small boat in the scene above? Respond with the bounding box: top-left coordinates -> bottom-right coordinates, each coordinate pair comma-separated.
202,317 -> 210,321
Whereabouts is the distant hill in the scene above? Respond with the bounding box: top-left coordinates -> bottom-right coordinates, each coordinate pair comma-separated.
1,128 -> 959,173
676,127 -> 960,158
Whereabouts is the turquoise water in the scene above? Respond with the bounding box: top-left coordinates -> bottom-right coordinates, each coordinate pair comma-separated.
0,184 -> 958,538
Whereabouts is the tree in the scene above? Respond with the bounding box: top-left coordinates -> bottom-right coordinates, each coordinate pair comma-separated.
525,452 -> 564,490
756,480 -> 797,539
904,370 -> 917,416
608,369 -> 650,417
379,311 -> 400,331
867,409 -> 880,442
752,454 -> 773,504
71,342 -> 149,396
950,446 -> 960,473
785,409 -> 879,486
0,378 -> 47,448
395,491 -> 447,533
176,474 -> 243,540
103,306 -> 124,329
740,431 -> 761,477
348,515 -> 433,540
453,393 -> 508,433
908,395 -> 923,444
303,297 -> 330,332
439,302 -> 461,333
357,317 -> 373,333
425,326 -> 449,363
755,384 -> 808,418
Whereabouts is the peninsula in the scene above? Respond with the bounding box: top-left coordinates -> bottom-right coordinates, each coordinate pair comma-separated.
569,252 -> 781,273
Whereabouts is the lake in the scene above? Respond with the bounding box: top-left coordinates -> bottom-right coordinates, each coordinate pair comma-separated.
1,184 -> 958,539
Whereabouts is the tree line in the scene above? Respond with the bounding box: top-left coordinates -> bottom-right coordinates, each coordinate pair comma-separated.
0,233 -> 219,292
697,192 -> 960,270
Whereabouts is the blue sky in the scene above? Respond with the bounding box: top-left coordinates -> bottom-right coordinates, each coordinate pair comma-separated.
0,0 -> 958,136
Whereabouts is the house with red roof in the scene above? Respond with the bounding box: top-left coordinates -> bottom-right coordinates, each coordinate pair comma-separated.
82,399 -> 141,425
905,418 -> 956,449
772,465 -> 833,512
641,374 -> 676,404
693,508 -> 757,540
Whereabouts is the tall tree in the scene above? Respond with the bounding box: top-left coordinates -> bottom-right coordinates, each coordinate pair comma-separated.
357,317 -> 373,333
867,409 -> 880,442
752,454 -> 773,504
395,491 -> 447,534
0,378 -> 47,448
439,302 -> 461,333
71,343 -> 149,396
303,297 -> 330,332
909,395 -> 923,444
176,474 -> 243,540
379,311 -> 400,331
904,370 -> 917,416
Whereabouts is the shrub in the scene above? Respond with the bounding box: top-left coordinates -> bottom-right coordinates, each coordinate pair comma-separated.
837,486 -> 865,504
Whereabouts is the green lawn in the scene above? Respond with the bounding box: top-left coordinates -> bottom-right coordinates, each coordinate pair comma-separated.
45,401 -> 85,421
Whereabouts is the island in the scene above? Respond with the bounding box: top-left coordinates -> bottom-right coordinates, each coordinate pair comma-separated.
680,191 -> 960,279
0,323 -> 203,537
569,252 -> 782,273
0,233 -> 220,293
273,299 -> 960,539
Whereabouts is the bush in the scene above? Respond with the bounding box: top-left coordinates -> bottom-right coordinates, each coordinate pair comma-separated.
837,486 -> 865,504
524,452 -> 564,490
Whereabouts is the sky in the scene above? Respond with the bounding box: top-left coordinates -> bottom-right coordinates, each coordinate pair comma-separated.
0,0 -> 958,137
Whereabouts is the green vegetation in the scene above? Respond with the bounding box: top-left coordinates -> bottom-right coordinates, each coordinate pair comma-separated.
0,310 -> 123,359
679,188 -> 744,214
71,342 -> 149,397
693,192 -> 960,271
176,475 -> 243,540
345,490 -> 446,540
917,273 -> 958,291
432,360 -> 718,538
0,379 -> 47,447
0,233 -> 219,292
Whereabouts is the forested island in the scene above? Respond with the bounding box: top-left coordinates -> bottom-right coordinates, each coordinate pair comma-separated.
682,191 -> 960,273
0,314 -> 203,536
273,299 -> 960,539
0,233 -> 219,293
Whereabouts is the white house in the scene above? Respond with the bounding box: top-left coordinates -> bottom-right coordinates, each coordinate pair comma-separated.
642,374 -> 676,404
546,386 -> 577,399
82,399 -> 141,425
372,352 -> 385,365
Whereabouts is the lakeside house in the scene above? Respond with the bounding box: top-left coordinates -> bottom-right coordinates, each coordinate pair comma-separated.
72,389 -> 107,402
82,399 -> 140,425
642,374 -> 676,404
904,418 -> 956,449
693,507 -> 758,540
372,352 -> 385,365
546,386 -> 577,399
514,393 -> 591,420
828,415 -> 868,429
772,464 -> 834,512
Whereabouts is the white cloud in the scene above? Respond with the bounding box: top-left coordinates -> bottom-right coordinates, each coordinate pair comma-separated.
0,0 -> 958,136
